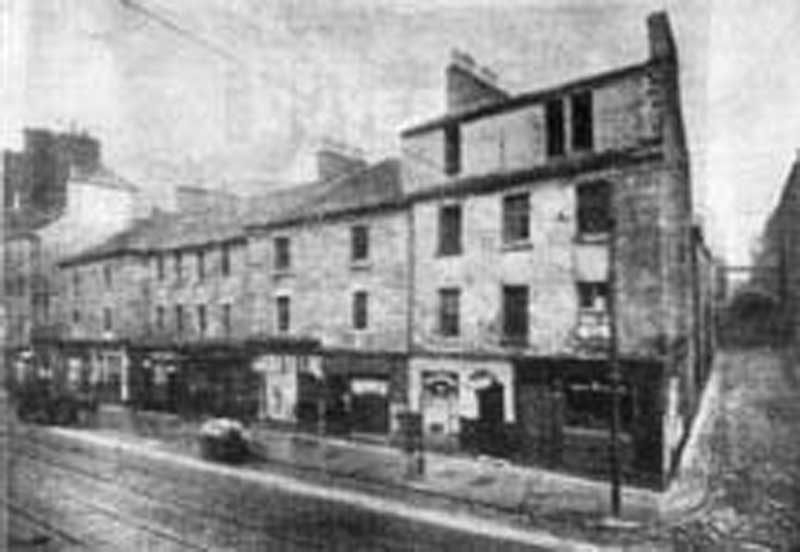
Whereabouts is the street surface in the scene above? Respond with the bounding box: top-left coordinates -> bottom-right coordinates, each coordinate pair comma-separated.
7,421 -> 555,551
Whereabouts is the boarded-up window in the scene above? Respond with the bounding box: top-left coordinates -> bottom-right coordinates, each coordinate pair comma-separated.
438,204 -> 462,255
577,181 -> 611,235
502,193 -> 530,243
439,288 -> 460,336
502,285 -> 528,342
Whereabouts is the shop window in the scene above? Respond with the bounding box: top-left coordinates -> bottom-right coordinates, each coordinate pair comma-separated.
545,98 -> 565,157
563,378 -> 633,433
351,225 -> 369,262
438,288 -> 460,337
576,180 -> 611,236
502,285 -> 528,344
438,204 -> 462,256
444,123 -> 461,176
221,243 -> 231,276
197,250 -> 205,281
571,90 -> 593,151
197,304 -> 207,336
222,303 -> 232,336
276,296 -> 290,332
352,291 -> 368,329
274,237 -> 291,271
156,305 -> 165,331
502,193 -> 530,244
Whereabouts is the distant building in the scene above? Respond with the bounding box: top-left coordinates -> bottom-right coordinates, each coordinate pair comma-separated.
751,153 -> 800,339
3,128 -> 141,372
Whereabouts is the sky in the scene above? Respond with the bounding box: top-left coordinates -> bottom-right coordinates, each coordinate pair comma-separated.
2,0 -> 799,264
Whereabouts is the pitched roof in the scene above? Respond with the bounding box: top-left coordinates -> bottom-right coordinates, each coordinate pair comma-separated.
59,158 -> 402,267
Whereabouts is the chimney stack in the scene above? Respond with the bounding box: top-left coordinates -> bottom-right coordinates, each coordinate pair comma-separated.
647,11 -> 677,62
316,138 -> 367,182
446,49 -> 509,112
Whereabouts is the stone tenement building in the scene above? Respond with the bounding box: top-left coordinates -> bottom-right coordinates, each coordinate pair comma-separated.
51,12 -> 714,489
3,128 -> 141,376
751,153 -> 800,340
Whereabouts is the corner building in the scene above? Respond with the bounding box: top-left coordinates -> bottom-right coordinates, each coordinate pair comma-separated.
401,12 -> 710,487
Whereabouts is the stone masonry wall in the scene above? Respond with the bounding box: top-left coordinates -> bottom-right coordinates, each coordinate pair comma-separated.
247,210 -> 409,352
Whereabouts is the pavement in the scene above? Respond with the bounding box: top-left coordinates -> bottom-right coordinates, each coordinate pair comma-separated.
73,358 -> 727,549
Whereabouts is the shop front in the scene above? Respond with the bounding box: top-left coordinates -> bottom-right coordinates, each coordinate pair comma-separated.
322,351 -> 407,437
408,356 -> 514,453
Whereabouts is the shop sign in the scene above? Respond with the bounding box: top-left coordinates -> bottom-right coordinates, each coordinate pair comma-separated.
350,378 -> 388,396
422,371 -> 458,397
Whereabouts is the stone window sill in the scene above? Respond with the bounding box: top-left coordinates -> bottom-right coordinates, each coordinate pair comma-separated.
501,240 -> 533,253
574,232 -> 609,245
272,269 -> 294,278
350,261 -> 373,271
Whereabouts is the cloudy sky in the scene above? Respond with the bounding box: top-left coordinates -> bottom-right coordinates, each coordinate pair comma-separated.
3,0 -> 800,264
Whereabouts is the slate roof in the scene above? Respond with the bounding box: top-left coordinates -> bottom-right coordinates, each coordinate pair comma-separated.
59,158 -> 402,267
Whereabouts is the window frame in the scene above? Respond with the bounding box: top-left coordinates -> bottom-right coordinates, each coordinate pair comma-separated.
196,250 -> 205,281
156,305 -> 165,331
174,251 -> 183,281
438,288 -> 461,337
175,304 -> 184,335
352,290 -> 368,330
222,303 -> 232,336
545,98 -> 565,157
444,123 -> 461,176
571,90 -> 594,151
351,225 -> 370,263
438,203 -> 463,256
502,285 -> 529,344
576,180 -> 611,237
103,307 -> 113,332
221,243 -> 231,277
274,236 -> 291,271
502,192 -> 530,245
197,304 -> 207,336
276,295 -> 291,332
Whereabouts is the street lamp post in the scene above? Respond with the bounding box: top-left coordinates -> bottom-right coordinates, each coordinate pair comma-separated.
607,214 -> 622,518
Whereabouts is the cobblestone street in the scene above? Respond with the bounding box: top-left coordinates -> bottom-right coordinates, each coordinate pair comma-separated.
663,348 -> 800,550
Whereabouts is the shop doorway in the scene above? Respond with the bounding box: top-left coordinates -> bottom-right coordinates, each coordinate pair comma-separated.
350,377 -> 389,434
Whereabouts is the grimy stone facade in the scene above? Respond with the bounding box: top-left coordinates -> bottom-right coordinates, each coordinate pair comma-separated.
401,11 -> 706,486
46,11 -> 712,488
